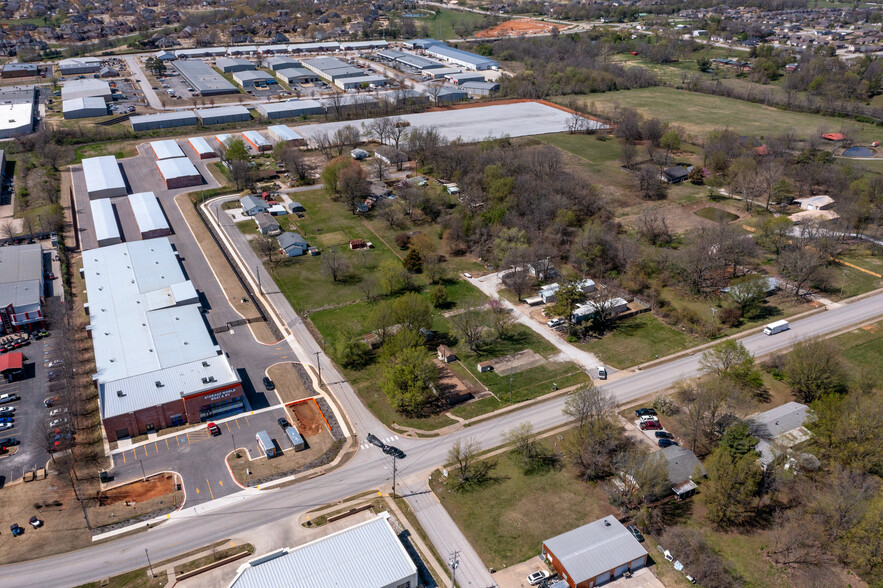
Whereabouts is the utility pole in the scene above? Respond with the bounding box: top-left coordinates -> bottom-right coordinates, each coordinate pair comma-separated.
256,265 -> 262,293
448,550 -> 460,588
145,548 -> 155,578
509,374 -> 513,404
391,454 -> 397,499
710,307 -> 717,335
314,350 -> 321,388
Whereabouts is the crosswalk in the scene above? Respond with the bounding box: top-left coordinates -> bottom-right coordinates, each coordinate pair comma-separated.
359,435 -> 399,450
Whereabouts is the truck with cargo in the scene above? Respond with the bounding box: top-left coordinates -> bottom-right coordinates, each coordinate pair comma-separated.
256,430 -> 277,458
763,320 -> 789,336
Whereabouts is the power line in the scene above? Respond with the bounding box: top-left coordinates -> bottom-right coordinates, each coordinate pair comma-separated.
449,549 -> 460,588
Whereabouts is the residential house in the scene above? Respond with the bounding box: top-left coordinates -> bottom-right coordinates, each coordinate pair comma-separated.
660,166 -> 691,184
254,212 -> 281,235
749,402 -> 813,468
240,195 -> 268,216
276,231 -> 309,257
660,445 -> 706,500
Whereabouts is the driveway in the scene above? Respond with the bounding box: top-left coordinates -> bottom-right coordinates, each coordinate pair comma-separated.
123,54 -> 163,109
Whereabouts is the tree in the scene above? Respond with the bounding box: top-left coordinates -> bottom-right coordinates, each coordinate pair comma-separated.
450,306 -> 488,352
0,220 -> 18,241
487,297 -> 515,339
674,378 -> 732,454
423,255 -> 446,285
756,215 -> 793,258
697,56 -> 711,71
719,422 -> 759,459
229,160 -> 255,191
223,138 -> 250,163
357,275 -> 379,302
501,248 -> 535,301
728,274 -> 768,318
660,129 -> 681,165
779,245 -> 828,299
550,279 -> 587,335
402,248 -> 422,273
379,258 -> 413,295
699,340 -> 763,394
338,163 -> 370,214
702,445 -> 761,528
380,344 -> 438,416
636,165 -> 668,201
393,292 -> 432,333
503,422 -> 558,474
321,156 -> 351,198
372,156 -> 388,182
785,338 -> 848,402
614,448 -> 671,509
447,437 -> 496,489
429,285 -> 448,308
636,208 -> 673,246
275,144 -> 315,183
563,383 -> 616,428
660,527 -> 737,588
321,249 -> 351,282
334,324 -> 371,369
620,141 -> 637,170
369,300 -> 397,344
256,234 -> 279,267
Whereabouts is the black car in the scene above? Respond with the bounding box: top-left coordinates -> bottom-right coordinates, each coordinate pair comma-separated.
635,408 -> 657,418
278,417 -> 291,430
627,524 -> 645,542
658,438 -> 679,448
655,431 -> 674,439
366,433 -> 385,448
263,377 -> 275,391
0,437 -> 18,447
383,445 -> 406,459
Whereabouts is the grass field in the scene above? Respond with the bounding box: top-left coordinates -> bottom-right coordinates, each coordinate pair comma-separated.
577,313 -> 698,369
556,87 -> 882,142
826,320 -> 883,373
407,8 -> 490,40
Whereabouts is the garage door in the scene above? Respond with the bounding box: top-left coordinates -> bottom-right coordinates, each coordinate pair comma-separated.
595,571 -> 611,586
614,563 -> 630,578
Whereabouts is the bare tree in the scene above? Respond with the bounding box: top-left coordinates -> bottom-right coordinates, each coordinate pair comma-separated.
321,249 -> 351,282
637,207 -> 672,246
277,145 -> 316,183
0,220 -> 18,241
375,199 -> 401,228
357,275 -> 379,302
450,305 -> 488,352
313,131 -> 334,160
256,234 -> 278,267
372,156 -> 388,182
388,118 -> 410,150
563,382 -> 616,428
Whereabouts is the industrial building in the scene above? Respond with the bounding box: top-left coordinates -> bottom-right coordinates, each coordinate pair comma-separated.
543,518 -> 648,588
267,125 -> 305,145
196,105 -> 251,125
215,134 -> 234,149
340,40 -> 389,51
233,70 -> 276,88
89,198 -> 121,247
334,75 -> 387,90
188,136 -> 217,159
255,100 -> 323,119
216,57 -> 255,73
459,80 -> 500,97
0,101 -> 34,139
82,239 -> 244,441
62,96 -> 108,119
0,244 -> 45,334
82,156 -> 127,199
173,59 -> 238,95
446,72 -> 486,85
128,192 -> 171,239
1,63 -> 38,78
156,158 -> 202,189
130,111 -> 198,132
424,43 -> 499,71
402,39 -> 441,50
377,49 -> 445,72
150,140 -> 185,160
242,130 -> 272,152
228,513 -> 418,588
302,57 -> 364,82
435,87 -> 468,103
57,57 -> 102,75
61,78 -> 112,102
276,67 -> 319,84
422,66 -> 461,80
266,56 -> 300,71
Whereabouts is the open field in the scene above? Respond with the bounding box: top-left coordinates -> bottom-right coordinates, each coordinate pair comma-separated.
577,313 -> 698,369
826,320 -> 883,373
556,87 -> 882,142
409,8 -> 491,40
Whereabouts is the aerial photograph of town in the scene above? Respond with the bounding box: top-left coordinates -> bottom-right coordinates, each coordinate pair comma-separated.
0,0 -> 881,585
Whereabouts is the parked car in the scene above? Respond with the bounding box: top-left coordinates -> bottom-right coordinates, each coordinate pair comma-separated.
263,377 -> 275,391
634,408 -> 657,418
9,524 -> 23,537
0,423 -> 12,431
0,437 -> 19,447
48,418 -> 68,428
47,360 -> 63,368
277,417 -> 291,430
597,366 -> 607,380
638,415 -> 659,423
655,431 -> 674,439
627,524 -> 645,542
49,408 -> 67,417
658,438 -> 679,448
0,417 -> 13,424
527,571 -> 550,586
0,406 -> 14,415
44,396 -> 58,407
366,433 -> 385,448
547,318 -> 565,328
29,516 -> 42,529
639,420 -> 662,431
207,422 -> 221,436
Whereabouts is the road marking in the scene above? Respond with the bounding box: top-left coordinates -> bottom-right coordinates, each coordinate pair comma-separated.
195,487 -> 199,494
219,480 -> 223,487
244,416 -> 250,426
280,355 -> 288,359
122,451 -> 126,464
226,421 -> 231,432
132,450 -> 137,461
235,419 -> 241,431
206,479 -> 215,500
154,441 -> 158,454
165,438 -> 170,450
176,436 -> 180,447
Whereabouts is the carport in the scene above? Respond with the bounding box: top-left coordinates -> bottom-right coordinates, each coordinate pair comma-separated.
0,352 -> 24,381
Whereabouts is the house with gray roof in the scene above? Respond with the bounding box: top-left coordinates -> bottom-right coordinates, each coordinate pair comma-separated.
749,402 -> 813,468
660,445 -> 706,499
276,232 -> 308,257
240,195 -> 268,216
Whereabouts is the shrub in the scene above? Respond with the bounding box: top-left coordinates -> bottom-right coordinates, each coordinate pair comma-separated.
652,395 -> 679,416
395,233 -> 411,249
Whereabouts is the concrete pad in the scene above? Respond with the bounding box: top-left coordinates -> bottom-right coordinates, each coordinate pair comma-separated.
492,556 -> 551,588
607,567 -> 666,588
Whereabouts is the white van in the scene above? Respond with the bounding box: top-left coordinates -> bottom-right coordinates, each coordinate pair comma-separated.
763,320 -> 789,336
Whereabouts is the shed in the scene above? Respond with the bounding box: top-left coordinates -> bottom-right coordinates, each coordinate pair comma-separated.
477,361 -> 493,373
188,136 -> 217,160
539,283 -> 560,304
150,139 -> 185,160
82,156 -> 127,199
435,87 -> 468,103
156,158 -> 202,189
543,517 -> 648,588
240,195 -> 268,216
254,212 -> 281,235
242,130 -> 272,152
794,195 -> 835,211
90,199 -> 121,247
277,232 -> 308,257
128,192 -> 171,239
459,80 -> 500,96
288,201 -> 305,213
437,344 -> 456,363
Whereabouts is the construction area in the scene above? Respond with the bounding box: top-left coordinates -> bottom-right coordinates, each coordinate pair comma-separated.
474,19 -> 566,38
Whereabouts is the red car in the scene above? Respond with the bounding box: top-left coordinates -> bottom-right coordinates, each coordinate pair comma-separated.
640,420 -> 663,431
207,422 -> 221,436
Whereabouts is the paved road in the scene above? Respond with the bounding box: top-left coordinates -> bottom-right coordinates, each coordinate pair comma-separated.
4,287 -> 882,587
123,55 -> 163,110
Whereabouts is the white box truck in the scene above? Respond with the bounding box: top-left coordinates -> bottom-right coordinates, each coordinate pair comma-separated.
256,430 -> 277,458
763,320 -> 789,336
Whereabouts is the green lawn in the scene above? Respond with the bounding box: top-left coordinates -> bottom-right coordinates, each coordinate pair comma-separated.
832,253 -> 883,299
429,447 -> 615,570
827,320 -> 883,373
556,87 -> 882,142
408,8 -> 490,40
577,313 -> 698,369
73,143 -> 137,164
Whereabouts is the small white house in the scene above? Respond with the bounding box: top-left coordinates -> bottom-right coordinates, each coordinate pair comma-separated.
794,195 -> 835,211
277,231 -> 309,257
539,283 -> 560,304
240,195 -> 268,216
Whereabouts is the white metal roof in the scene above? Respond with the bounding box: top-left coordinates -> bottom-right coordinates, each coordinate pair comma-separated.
242,130 -> 270,147
62,96 -> 106,114
188,136 -> 215,156
196,105 -> 250,119
150,139 -> 185,160
89,198 -> 119,244
82,156 -> 126,196
544,518 -> 647,584
128,192 -> 169,235
229,513 -> 417,588
216,134 -> 233,147
61,78 -> 111,101
267,125 -> 303,142
0,244 -> 42,310
156,157 -> 200,181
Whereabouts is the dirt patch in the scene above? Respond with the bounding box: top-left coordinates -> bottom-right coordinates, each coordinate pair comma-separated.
291,400 -> 326,436
620,201 -> 748,234
489,349 -> 546,376
436,361 -> 477,405
270,363 -> 316,403
475,18 -> 564,38
99,473 -> 176,506
862,324 -> 879,332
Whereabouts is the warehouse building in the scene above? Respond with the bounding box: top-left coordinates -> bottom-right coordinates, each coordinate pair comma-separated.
459,80 -> 500,97
0,244 -> 45,334
196,105 -> 251,125
334,75 -> 387,90
267,125 -> 305,145
287,41 -> 340,53
173,59 -> 238,96
58,57 -> 102,75
543,517 -> 648,588
435,87 -> 468,103
150,139 -> 185,160
340,40 -> 389,51
156,158 -> 202,189
62,96 -> 108,119
377,49 -> 445,72
302,57 -> 364,82
216,57 -> 255,73
82,239 -> 244,441
233,70 -> 276,88
0,101 -> 34,139
130,110 -> 198,132
89,198 -> 121,247
255,100 -> 323,119
61,78 -> 112,102
229,513 -> 418,588
276,67 -> 319,84
215,134 -> 234,150
446,72 -> 486,85
422,66 -> 461,80
175,48 -> 228,58
82,156 -> 127,199
266,56 -> 300,71
128,192 -> 171,239
1,63 -> 38,78
425,44 -> 499,71
242,130 -> 272,152
188,136 -> 217,159
402,39 -> 442,50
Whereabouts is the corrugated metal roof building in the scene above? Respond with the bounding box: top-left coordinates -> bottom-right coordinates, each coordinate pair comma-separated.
425,44 -> 499,71
233,70 -> 275,88
0,243 -> 45,334
543,517 -> 647,588
196,105 -> 251,125
267,125 -> 305,144
188,136 -> 217,159
228,513 -> 418,588
255,100 -> 323,119
216,57 -> 255,73
275,67 -> 319,84
62,96 -> 107,119
128,192 -> 171,239
156,158 -> 202,189
89,198 -> 121,247
82,238 -> 243,441
266,56 -> 300,71
173,59 -> 238,95
130,111 -> 198,132
82,155 -> 127,199
150,139 -> 185,160
242,130 -> 272,152
61,78 -> 112,102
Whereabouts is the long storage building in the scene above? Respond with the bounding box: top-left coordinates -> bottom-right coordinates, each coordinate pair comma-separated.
61,79 -> 112,102
188,137 -> 217,159
0,244 -> 45,334
173,59 -> 238,96
255,100 -> 323,119
62,97 -> 108,119
89,198 -> 121,247
130,111 -> 197,132
266,56 -> 300,71
276,67 -> 319,84
196,105 -> 251,125
242,130 -> 272,152
216,57 -> 254,73
233,70 -> 275,88
82,156 -> 127,199
267,125 -> 305,145
150,140 -> 185,160
156,158 -> 202,189
128,192 -> 171,239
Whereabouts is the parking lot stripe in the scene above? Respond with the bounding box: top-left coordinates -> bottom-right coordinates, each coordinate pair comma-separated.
206,479 -> 214,500
166,438 -> 170,450
122,451 -> 126,464
244,416 -> 250,426
235,419 -> 241,430
132,450 -> 137,462
175,436 -> 180,447
154,441 -> 158,454
225,421 -> 231,432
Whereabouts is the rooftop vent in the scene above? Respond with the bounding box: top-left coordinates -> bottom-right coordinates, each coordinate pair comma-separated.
155,381 -> 163,388
116,390 -> 125,397
202,361 -> 210,367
